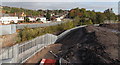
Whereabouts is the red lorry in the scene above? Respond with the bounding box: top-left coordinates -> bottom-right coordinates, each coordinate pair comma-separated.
39,59 -> 57,65
38,51 -> 70,65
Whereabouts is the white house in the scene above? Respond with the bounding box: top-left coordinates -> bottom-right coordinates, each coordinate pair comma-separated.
59,15 -> 65,19
46,21 -> 51,23
28,17 -> 36,21
0,17 -> 18,24
0,18 -> 2,25
56,18 -> 61,21
36,17 -> 47,23
18,17 -> 24,21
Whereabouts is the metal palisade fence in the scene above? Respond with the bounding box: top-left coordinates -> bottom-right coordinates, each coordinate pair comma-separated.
0,34 -> 57,64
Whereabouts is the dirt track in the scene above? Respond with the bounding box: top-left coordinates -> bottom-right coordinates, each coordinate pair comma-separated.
24,44 -> 62,64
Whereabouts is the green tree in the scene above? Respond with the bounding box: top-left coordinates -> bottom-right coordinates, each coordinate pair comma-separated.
96,12 -> 105,24
68,9 -> 75,18
86,20 -> 93,25
24,17 -> 30,22
5,11 -> 9,14
104,8 -> 117,21
46,11 -> 51,21
36,18 -> 40,22
74,16 -> 80,26
87,11 -> 96,24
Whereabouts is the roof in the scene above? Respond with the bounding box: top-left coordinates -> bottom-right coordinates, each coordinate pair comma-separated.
0,13 -> 10,17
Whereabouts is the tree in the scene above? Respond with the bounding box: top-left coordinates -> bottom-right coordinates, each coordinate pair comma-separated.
74,16 -> 80,26
24,17 -> 30,22
46,11 -> 51,21
10,10 -> 15,13
5,11 -> 9,14
59,9 -> 63,13
68,9 -> 75,18
88,11 -> 96,24
36,18 -> 40,22
86,20 -> 93,25
104,8 -> 117,21
96,12 -> 105,24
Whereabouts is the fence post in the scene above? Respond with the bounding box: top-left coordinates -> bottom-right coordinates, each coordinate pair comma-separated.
11,44 -> 19,63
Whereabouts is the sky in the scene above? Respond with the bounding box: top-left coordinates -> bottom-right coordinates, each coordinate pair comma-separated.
1,0 -> 120,2
0,0 -> 119,14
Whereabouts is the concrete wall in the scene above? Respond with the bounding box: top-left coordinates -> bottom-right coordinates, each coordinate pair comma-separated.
0,21 -> 67,35
0,24 -> 16,35
16,21 -> 67,29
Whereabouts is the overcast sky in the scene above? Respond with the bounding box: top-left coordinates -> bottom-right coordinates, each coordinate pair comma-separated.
1,0 -> 120,2
0,0 -> 119,14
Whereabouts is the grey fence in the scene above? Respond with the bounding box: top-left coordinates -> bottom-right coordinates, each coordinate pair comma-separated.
0,24 -> 16,35
16,21 -> 66,29
0,34 -> 57,64
0,21 -> 67,35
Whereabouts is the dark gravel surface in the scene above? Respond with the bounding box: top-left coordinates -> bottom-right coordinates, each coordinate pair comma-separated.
55,24 -> 120,65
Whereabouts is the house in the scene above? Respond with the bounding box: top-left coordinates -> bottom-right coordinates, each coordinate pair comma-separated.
18,17 -> 24,21
0,17 -> 18,24
0,19 -> 2,25
50,13 -> 55,16
36,17 -> 47,23
46,21 -> 51,23
28,17 -> 36,22
59,15 -> 66,19
56,18 -> 61,21
9,12 -> 26,17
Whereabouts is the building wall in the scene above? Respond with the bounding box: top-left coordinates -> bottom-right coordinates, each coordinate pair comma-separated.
36,17 -> 47,23
1,17 -> 18,24
56,18 -> 61,21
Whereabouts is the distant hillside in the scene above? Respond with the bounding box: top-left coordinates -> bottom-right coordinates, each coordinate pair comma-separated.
2,6 -> 44,16
2,6 -> 68,17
